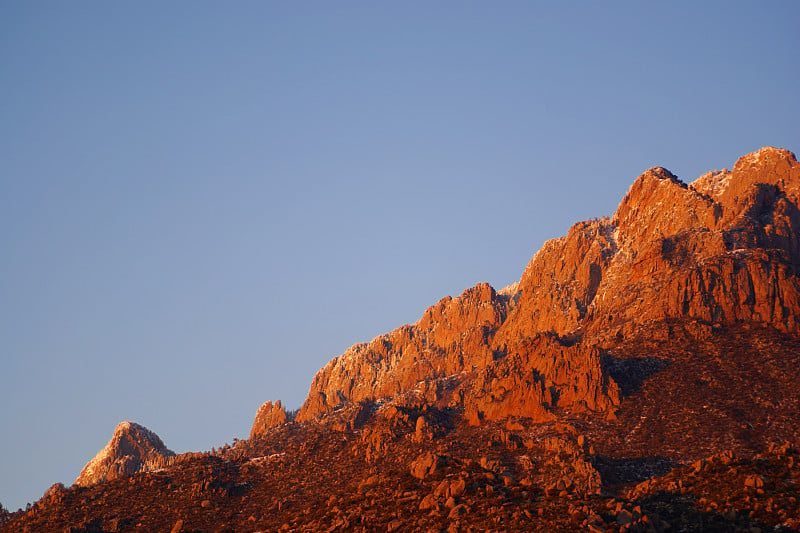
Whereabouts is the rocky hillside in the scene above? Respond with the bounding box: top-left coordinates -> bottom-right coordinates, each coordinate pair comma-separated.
2,147 -> 799,533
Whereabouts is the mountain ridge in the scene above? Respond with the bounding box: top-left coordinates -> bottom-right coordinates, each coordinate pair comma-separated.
295,146 -> 800,426
4,146 -> 800,532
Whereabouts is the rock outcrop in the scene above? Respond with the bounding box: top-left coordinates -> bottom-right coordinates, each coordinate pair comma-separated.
298,147 -> 800,424
75,421 -> 174,487
250,400 -> 288,439
296,281 -> 618,424
500,147 -> 800,344
296,282 -> 511,421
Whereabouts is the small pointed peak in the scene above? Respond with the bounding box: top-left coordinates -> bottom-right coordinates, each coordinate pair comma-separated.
461,282 -> 497,303
114,420 -> 134,432
640,166 -> 684,186
250,400 -> 289,439
42,482 -> 68,503
614,166 -> 686,223
111,421 -> 165,446
733,147 -> 797,172
75,421 -> 174,487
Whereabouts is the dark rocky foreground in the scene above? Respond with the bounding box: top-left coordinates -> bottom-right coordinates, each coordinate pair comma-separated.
3,323 -> 800,532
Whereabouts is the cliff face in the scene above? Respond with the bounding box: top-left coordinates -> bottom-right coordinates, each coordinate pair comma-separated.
502,147 -> 800,344
295,281 -> 619,425
296,282 -> 513,421
584,146 -> 800,338
75,422 -> 174,487
296,147 -> 800,423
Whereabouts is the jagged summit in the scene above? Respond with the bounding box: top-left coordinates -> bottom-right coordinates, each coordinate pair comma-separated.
734,146 -> 797,174
295,147 -> 800,424
74,421 -> 174,487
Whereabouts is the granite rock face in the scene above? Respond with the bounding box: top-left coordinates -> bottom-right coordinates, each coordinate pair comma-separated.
297,147 -> 800,424
75,421 -> 174,487
296,282 -> 512,422
503,147 -> 800,343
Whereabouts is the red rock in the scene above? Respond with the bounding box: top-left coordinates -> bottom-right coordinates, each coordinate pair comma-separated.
448,504 -> 468,519
42,483 -> 67,505
19,147 -> 800,533
448,478 -> 466,498
296,282 -> 509,422
419,494 -> 437,511
387,518 -> 403,531
249,400 -> 288,439
286,153 -> 795,428
75,421 -> 174,487
508,149 -> 799,341
410,452 -> 446,480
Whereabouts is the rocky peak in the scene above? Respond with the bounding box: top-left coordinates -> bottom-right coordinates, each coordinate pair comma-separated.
501,217 -> 617,338
690,169 -> 731,199
416,282 -> 507,347
295,147 -> 800,427
507,147 -> 800,341
250,400 -> 288,439
296,281 -> 512,422
612,166 -> 720,250
75,421 -> 174,487
733,146 -> 797,176
719,147 -> 799,225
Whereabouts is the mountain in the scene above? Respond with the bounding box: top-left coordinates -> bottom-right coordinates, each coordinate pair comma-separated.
2,147 -> 799,532
297,147 -> 799,426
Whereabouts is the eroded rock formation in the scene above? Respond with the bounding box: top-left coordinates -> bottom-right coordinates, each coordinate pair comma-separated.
74,421 -> 174,487
250,400 -> 288,439
296,282 -> 512,421
297,147 -> 800,425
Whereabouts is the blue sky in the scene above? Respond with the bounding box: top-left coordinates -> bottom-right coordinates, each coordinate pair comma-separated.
1,1 -> 797,510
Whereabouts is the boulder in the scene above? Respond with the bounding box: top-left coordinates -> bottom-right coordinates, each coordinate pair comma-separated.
410,452 -> 446,480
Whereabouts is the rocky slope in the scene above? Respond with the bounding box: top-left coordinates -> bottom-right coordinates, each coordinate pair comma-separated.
3,147 -> 800,532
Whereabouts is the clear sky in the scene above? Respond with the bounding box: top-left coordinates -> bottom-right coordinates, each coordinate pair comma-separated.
1,1 -> 797,510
